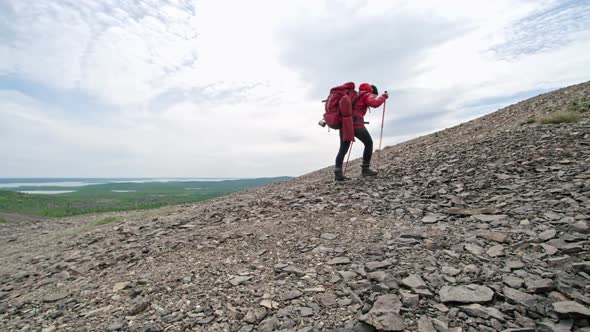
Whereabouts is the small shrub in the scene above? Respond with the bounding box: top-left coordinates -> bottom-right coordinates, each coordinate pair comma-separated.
526,118 -> 536,124
537,111 -> 582,124
569,96 -> 590,113
89,216 -> 120,226
0,216 -> 7,224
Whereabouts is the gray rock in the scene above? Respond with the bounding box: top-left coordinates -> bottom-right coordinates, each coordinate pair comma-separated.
573,261 -> 590,273
143,323 -> 162,332
487,244 -> 505,257
439,284 -> 494,303
400,291 -> 419,309
540,243 -> 558,256
422,214 -> 440,224
402,274 -> 428,290
572,220 -> 589,233
464,243 -> 485,256
503,275 -> 524,288
281,290 -> 303,301
365,260 -> 392,271
503,287 -> 536,306
328,257 -> 351,265
258,316 -> 279,332
525,278 -> 554,293
113,281 -> 130,292
460,304 -> 505,321
42,291 -> 69,303
479,231 -> 508,243
537,319 -> 573,332
539,229 -> 557,241
417,316 -> 436,332
229,276 -> 252,286
441,266 -> 461,276
505,260 -> 525,270
106,320 -> 125,331
552,301 -> 590,317
129,299 -> 150,315
474,214 -> 507,222
321,233 -> 338,240
360,294 -> 405,331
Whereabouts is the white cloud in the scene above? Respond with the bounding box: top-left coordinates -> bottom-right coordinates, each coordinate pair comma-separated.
0,0 -> 589,177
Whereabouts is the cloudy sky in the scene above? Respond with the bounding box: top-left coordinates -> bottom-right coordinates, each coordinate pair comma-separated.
1,0 -> 589,178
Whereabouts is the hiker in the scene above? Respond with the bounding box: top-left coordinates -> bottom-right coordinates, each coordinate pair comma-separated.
334,83 -> 388,181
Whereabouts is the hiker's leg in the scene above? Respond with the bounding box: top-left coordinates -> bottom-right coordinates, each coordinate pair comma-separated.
354,127 -> 373,163
355,127 -> 378,176
335,130 -> 351,168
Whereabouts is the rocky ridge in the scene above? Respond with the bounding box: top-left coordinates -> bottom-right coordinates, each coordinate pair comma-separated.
0,81 -> 589,331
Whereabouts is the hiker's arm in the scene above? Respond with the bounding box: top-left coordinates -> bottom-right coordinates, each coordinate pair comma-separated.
365,93 -> 388,108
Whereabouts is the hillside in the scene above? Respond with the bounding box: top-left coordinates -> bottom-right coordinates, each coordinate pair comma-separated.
0,81 -> 589,332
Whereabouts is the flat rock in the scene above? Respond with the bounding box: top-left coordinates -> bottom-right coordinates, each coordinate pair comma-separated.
572,261 -> 590,273
479,231 -> 508,243
281,290 -> 303,301
506,260 -> 525,270
460,304 -> 505,321
538,319 -> 573,332
539,229 -> 557,241
464,243 -> 485,256
327,257 -> 351,265
365,260 -> 392,271
106,320 -> 125,331
503,276 -> 524,289
230,276 -> 252,286
360,294 -> 405,331
422,214 -> 440,224
441,266 -> 461,276
487,244 -> 505,257
552,301 -> 590,317
525,278 -> 554,293
503,287 -> 536,306
321,233 -> 338,240
42,291 -> 69,303
128,299 -> 150,315
400,291 -> 419,309
113,281 -> 130,292
439,284 -> 494,303
402,274 -> 428,289
417,316 -> 436,332
473,214 -> 507,222
572,220 -> 589,233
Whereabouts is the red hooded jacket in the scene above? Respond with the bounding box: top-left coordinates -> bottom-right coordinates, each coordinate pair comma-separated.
353,83 -> 388,129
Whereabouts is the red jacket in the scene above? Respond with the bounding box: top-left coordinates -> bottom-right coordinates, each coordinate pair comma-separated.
353,83 -> 387,129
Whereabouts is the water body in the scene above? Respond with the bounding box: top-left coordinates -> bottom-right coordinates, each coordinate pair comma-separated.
0,178 -> 237,188
18,190 -> 77,195
111,190 -> 137,193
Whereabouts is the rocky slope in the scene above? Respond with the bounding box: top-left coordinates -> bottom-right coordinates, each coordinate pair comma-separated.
0,81 -> 589,332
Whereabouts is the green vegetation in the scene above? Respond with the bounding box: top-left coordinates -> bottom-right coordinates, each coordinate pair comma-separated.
568,95 -> 590,113
527,95 -> 588,125
89,216 -> 120,226
0,216 -> 7,223
537,111 -> 582,124
0,177 -> 290,218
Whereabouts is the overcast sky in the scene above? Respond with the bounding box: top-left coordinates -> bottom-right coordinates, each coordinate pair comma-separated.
1,0 -> 589,178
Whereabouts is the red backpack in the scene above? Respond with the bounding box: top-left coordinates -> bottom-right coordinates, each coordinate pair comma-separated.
322,82 -> 358,129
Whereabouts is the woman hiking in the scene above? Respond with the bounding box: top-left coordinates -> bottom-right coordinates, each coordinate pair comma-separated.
334,83 -> 388,181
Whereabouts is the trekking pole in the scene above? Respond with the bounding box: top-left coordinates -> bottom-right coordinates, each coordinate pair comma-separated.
343,142 -> 354,176
379,97 -> 386,152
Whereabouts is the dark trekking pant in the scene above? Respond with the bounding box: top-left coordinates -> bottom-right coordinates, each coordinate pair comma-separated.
335,127 -> 373,169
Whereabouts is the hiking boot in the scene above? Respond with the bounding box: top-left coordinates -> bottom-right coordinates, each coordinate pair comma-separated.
334,168 -> 350,181
361,162 -> 378,177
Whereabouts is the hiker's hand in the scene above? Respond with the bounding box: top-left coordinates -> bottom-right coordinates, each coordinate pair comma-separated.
382,91 -> 389,99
